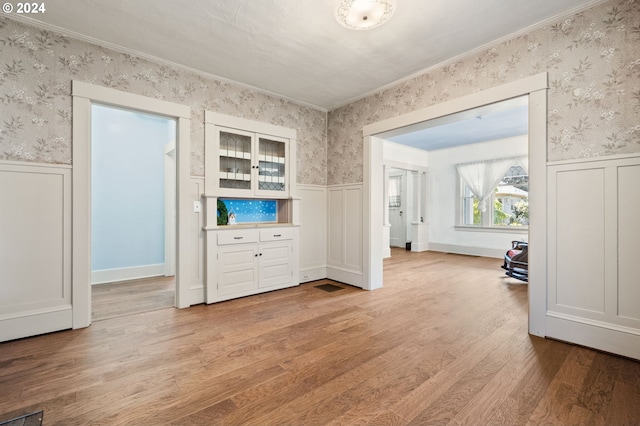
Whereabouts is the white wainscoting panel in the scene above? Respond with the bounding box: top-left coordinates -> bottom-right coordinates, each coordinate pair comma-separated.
328,188 -> 344,266
0,161 -> 72,342
327,184 -> 363,287
618,164 -> 640,322
189,177 -> 206,305
298,185 -> 327,283
547,154 -> 640,360
554,168 -> 606,313
344,187 -> 363,272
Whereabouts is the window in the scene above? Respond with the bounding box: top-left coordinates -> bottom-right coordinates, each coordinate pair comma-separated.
388,175 -> 401,208
459,160 -> 528,229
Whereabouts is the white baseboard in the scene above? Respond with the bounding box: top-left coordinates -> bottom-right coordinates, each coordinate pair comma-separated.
91,263 -> 166,285
300,267 -> 327,283
546,313 -> 640,361
383,247 -> 391,258
410,240 -> 429,252
0,306 -> 72,342
428,243 -> 503,259
189,285 -> 205,306
207,281 -> 298,304
326,266 -> 363,288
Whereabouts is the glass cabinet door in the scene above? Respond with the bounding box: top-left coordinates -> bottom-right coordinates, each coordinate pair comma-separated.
218,129 -> 253,191
257,135 -> 287,194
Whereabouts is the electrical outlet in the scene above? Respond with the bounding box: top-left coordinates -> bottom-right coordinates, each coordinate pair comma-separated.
193,201 -> 201,213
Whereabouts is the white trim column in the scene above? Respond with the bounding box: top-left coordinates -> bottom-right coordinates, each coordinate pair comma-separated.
382,165 -> 391,258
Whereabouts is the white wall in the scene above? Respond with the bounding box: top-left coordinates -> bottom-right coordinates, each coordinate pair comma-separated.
427,136 -> 528,257
383,141 -> 429,167
383,136 -> 528,257
91,105 -> 176,283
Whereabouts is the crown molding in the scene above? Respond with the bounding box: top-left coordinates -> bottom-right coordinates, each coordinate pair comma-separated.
4,15 -> 328,113
4,0 -> 608,114
327,0 -> 608,111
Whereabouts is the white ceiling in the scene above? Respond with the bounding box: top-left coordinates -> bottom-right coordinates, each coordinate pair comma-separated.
383,96 -> 529,151
14,0 -> 601,110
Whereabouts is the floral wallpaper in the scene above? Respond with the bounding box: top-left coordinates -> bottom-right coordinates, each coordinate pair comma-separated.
0,17 -> 327,185
327,0 -> 640,185
1,0 -> 638,187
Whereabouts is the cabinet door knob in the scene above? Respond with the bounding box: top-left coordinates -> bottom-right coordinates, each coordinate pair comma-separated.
259,253 -> 262,256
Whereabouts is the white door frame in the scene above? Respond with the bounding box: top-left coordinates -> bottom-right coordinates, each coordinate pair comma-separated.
362,73 -> 548,337
164,141 -> 177,277
388,170 -> 407,248
71,81 -> 192,329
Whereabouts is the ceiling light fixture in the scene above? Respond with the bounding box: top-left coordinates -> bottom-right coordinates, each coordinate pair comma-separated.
335,0 -> 397,31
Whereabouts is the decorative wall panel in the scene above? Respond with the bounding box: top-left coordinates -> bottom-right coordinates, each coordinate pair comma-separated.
0,161 -> 72,341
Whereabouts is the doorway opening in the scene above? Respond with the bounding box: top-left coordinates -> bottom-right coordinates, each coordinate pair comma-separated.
90,104 -> 177,321
362,73 -> 548,336
387,170 -> 407,249
381,96 -> 529,259
72,81 -> 192,330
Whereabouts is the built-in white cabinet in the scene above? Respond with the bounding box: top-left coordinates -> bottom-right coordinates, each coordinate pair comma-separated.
203,112 -> 300,304
207,226 -> 299,303
206,111 -> 294,199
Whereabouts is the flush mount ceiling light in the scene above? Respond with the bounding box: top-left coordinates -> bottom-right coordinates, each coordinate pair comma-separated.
335,0 -> 397,30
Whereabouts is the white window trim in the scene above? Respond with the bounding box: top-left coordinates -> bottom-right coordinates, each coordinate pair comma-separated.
454,225 -> 529,234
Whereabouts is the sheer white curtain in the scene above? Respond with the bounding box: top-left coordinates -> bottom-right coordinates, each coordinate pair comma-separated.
388,175 -> 401,208
517,156 -> 529,174
456,158 -> 515,212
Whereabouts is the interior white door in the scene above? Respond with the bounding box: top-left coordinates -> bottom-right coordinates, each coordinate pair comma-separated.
388,172 -> 406,248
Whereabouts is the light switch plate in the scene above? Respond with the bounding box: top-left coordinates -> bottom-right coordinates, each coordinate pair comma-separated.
193,201 -> 201,213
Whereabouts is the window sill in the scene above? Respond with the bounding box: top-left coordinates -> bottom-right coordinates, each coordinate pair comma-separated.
455,225 -> 528,234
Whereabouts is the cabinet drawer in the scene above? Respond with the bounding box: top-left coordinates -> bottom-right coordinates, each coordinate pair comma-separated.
260,228 -> 293,242
217,229 -> 259,245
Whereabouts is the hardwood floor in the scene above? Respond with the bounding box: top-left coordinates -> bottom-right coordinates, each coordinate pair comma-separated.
92,276 -> 175,321
1,249 -> 639,425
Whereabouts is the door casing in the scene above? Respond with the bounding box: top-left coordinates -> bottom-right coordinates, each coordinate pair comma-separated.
72,81 -> 192,329
362,73 -> 548,337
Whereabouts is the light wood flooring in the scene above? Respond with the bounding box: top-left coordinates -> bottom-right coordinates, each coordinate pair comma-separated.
1,249 -> 639,425
92,275 -> 175,321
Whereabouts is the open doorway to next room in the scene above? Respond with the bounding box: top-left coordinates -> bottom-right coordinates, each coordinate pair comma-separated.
381,96 -> 529,261
90,104 -> 177,320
